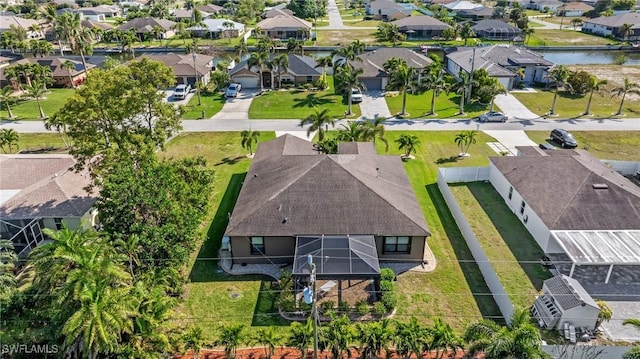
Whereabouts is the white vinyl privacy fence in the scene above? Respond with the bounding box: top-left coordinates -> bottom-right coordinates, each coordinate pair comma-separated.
601,159 -> 640,176
437,167 -> 514,324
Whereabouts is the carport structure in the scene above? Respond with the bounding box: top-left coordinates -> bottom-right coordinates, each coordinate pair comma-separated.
293,235 -> 381,303
552,230 -> 640,284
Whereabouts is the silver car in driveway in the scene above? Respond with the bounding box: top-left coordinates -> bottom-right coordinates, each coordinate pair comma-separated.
478,111 -> 508,122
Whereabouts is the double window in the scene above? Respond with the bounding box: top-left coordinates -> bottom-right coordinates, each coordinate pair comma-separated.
520,200 -> 526,215
508,186 -> 513,200
54,218 -> 64,230
250,236 -> 265,255
384,236 -> 410,254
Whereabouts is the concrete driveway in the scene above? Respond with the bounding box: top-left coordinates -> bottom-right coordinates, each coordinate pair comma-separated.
211,89 -> 258,120
493,93 -> 540,120
482,130 -> 538,155
359,91 -> 392,120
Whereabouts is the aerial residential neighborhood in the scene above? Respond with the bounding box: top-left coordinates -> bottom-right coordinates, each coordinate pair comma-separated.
0,0 -> 639,356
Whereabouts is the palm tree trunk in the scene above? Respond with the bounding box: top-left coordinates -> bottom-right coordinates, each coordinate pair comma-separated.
79,48 -> 89,80
429,90 -> 436,115
36,97 -> 45,119
259,70 -> 263,91
6,103 -> 14,118
550,87 -> 559,115
616,92 -> 626,115
348,94 -> 353,115
585,88 -> 594,115
401,90 -> 407,115
459,92 -> 465,115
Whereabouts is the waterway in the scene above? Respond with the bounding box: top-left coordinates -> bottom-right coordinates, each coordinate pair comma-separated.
537,50 -> 640,65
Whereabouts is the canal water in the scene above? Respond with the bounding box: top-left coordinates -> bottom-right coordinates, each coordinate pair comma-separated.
537,50 -> 640,65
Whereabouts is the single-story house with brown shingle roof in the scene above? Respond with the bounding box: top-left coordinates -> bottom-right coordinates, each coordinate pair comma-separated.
12,56 -> 95,87
348,47 -> 433,90
0,16 -> 45,39
144,52 -> 214,86
557,2 -> 593,16
118,17 -> 177,39
472,19 -> 522,40
456,6 -> 494,20
197,4 -> 223,15
0,155 -> 98,256
229,54 -> 321,89
262,7 -> 294,18
256,14 -> 312,39
223,135 -> 431,268
446,44 -> 553,89
390,15 -> 453,39
581,13 -> 640,40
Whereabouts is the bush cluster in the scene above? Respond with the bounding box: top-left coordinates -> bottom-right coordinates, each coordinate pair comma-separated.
379,268 -> 397,312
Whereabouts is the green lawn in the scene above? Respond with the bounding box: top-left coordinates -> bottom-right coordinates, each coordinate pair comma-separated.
525,131 -> 640,161
6,133 -> 69,154
249,79 -> 361,119
527,29 -> 617,46
449,182 -> 551,309
385,91 -> 497,119
182,91 -> 227,119
512,89 -> 627,118
316,29 -> 377,46
342,19 -> 382,27
6,88 -> 75,121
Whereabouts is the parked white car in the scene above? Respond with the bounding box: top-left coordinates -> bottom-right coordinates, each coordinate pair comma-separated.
351,88 -> 363,103
173,84 -> 191,100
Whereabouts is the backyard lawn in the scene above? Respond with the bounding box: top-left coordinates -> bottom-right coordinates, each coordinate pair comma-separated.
512,89 -> 627,118
6,88 -> 75,120
449,182 -> 551,309
181,91 -> 227,119
6,133 -> 69,154
525,131 -> 640,161
316,29 -> 377,46
385,91 -> 497,119
249,80 -> 361,119
527,29 -> 617,46
342,19 -> 382,27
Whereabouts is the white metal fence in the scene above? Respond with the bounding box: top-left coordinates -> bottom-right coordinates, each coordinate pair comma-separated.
438,166 -> 490,182
601,159 -> 640,176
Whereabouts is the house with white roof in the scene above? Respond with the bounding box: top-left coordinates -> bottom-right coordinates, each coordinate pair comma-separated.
187,19 -> 245,39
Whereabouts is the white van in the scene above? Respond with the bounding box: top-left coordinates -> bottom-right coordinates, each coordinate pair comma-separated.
173,84 -> 191,100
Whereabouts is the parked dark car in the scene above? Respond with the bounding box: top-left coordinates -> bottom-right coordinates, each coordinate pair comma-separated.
550,129 -> 578,148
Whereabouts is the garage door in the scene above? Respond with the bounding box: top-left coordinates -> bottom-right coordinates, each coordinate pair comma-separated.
360,78 -> 382,91
232,76 -> 259,89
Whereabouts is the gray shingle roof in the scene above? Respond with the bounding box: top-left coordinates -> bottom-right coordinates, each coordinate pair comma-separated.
391,15 -> 452,31
229,54 -> 320,77
447,45 -> 551,77
490,150 -> 640,230
472,19 -> 522,33
119,17 -> 176,32
0,155 -> 96,219
583,13 -> 640,28
349,48 -> 433,78
544,275 -> 598,310
144,52 -> 213,77
225,135 -> 430,237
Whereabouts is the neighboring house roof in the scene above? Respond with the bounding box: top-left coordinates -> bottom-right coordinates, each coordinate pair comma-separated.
368,0 -> 412,16
472,19 -> 522,34
429,0 -> 457,4
444,0 -> 483,10
14,56 -> 95,77
349,47 -> 433,78
256,14 -> 312,30
77,7 -> 106,16
447,45 -> 551,78
187,18 -> 245,32
391,15 -> 452,31
81,19 -> 114,30
0,16 -> 41,32
544,275 -> 598,310
52,0 -> 78,7
0,155 -> 96,219
119,17 -> 176,32
489,149 -> 640,230
172,9 -> 196,19
532,0 -> 563,6
583,13 -> 640,29
263,8 -> 294,18
456,6 -> 494,17
144,52 -> 213,77
225,135 -> 430,237
78,5 -> 119,15
562,2 -> 594,11
197,4 -> 223,13
229,54 -> 320,77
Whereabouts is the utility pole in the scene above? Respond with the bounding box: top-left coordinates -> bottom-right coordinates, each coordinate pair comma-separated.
303,254 -> 319,359
192,47 -> 202,106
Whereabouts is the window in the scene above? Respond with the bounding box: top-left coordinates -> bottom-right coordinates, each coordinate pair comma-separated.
250,236 -> 264,255
508,186 -> 513,200
384,236 -> 410,254
54,217 -> 64,230
520,200 -> 526,215
306,76 -> 312,82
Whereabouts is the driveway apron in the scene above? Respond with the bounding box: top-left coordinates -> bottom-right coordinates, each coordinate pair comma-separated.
359,91 -> 392,120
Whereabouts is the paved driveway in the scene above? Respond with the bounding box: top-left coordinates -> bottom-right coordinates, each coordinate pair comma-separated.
483,130 -> 538,155
211,89 -> 258,120
359,91 -> 392,120
493,93 -> 540,120
600,301 -> 640,342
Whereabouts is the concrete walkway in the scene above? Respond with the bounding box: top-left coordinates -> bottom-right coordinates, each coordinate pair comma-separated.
483,130 -> 538,155
493,93 -> 540,121
359,91 -> 392,120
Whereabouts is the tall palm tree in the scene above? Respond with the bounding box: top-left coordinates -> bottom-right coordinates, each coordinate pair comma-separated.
240,130 -> 260,155
332,40 -> 364,68
0,85 -> 17,119
547,65 -> 569,115
286,37 -> 304,55
63,60 -> 76,88
396,134 -> 420,158
300,108 -> 335,141
222,21 -> 235,43
570,18 -> 583,30
334,65 -> 364,116
455,130 -> 477,156
248,51 -> 271,90
361,116 -> 389,152
24,79 -> 48,119
315,55 -> 333,81
288,319 -> 313,358
611,78 -> 640,115
454,132 -> 467,156
356,319 -> 393,359
384,58 -> 415,116
214,324 -> 245,359
424,71 -> 448,116
583,75 -> 608,116
252,326 -> 283,359
55,12 -> 93,78
0,128 -> 20,153
272,54 -> 289,89
522,26 -> 535,45
234,37 -> 248,61
2,67 -> 20,91
453,72 -> 475,115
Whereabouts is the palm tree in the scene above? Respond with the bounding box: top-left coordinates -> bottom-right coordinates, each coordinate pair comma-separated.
570,18 -> 583,30
522,26 -> 535,45
300,108 -> 335,141
240,130 -> 260,156
623,318 -> 640,330
272,54 -> 289,89
393,317 -> 427,359
596,300 -> 612,329
396,134 -> 420,158
424,61 -> 447,116
361,116 -> 389,152
252,326 -> 283,359
429,317 -> 461,359
584,75 -> 608,116
0,239 -> 17,299
334,65 -> 364,116
55,12 -> 93,78
256,37 -> 276,53
356,320 -> 393,359
479,79 -> 507,112
0,129 -> 20,153
618,23 -> 634,42
459,22 -> 475,46
183,326 -> 205,359
320,315 -> 353,359
2,66 -> 20,91
286,37 -> 304,55
62,60 -> 76,88
315,55 -> 333,81
464,307 -> 545,359
0,85 -> 17,119
453,72 -> 475,115
547,65 -> 570,115
332,40 -> 364,68
214,324 -> 245,359
24,79 -> 48,119
222,21 -> 234,43
611,78 -> 640,115
234,37 -> 248,61
248,51 -> 271,90
454,130 -> 477,156
336,121 -> 366,142
384,58 -> 415,116
288,319 -> 313,358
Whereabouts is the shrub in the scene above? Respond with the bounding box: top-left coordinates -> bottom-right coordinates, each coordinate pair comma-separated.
380,280 -> 394,293
356,300 -> 370,315
320,300 -> 336,314
380,268 -> 395,282
364,15 -> 373,20
313,78 -> 328,90
381,291 -> 397,312
338,300 -> 351,314
373,302 -> 387,315
278,292 -> 297,313
299,301 -> 312,314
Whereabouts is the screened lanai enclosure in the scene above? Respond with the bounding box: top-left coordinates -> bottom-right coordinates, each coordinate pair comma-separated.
293,235 -> 381,303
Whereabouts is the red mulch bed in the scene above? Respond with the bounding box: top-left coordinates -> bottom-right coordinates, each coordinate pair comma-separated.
177,347 -> 482,359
